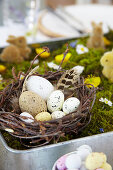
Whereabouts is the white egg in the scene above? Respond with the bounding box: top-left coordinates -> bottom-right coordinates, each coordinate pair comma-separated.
47,90 -> 64,112
65,154 -> 82,169
63,97 -> 80,114
77,145 -> 92,153
26,75 -> 54,100
76,149 -> 91,161
20,112 -> 34,123
51,111 -> 66,119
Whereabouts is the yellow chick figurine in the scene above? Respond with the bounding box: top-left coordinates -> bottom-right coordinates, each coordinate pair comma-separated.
100,49 -> 113,82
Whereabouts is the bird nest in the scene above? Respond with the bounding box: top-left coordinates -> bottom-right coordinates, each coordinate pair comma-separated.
0,47 -> 96,148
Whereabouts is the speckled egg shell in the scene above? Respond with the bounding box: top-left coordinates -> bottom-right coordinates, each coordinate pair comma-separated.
47,90 -> 64,112
85,152 -> 107,170
19,91 -> 47,117
51,111 -> 66,120
20,112 -> 34,123
26,75 -> 54,101
35,112 -> 51,122
63,97 -> 80,114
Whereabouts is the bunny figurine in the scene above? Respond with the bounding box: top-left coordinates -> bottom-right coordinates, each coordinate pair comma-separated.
100,49 -> 113,82
87,22 -> 105,49
0,35 -> 31,63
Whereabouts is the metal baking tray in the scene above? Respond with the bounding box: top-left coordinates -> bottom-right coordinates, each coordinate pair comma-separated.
0,132 -> 113,170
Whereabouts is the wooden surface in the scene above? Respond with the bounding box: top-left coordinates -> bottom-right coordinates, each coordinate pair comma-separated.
46,0 -> 75,8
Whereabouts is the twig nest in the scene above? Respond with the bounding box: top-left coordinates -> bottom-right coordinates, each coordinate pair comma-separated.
63,97 -> 80,114
47,90 -> 64,112
35,112 -> 51,121
85,152 -> 107,169
65,154 -> 82,169
26,75 -> 54,101
51,111 -> 66,120
20,112 -> 34,123
19,91 -> 47,117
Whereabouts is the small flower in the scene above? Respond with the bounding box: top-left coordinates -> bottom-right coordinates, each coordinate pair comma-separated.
76,44 -> 89,54
99,97 -> 112,106
47,62 -> 59,70
99,128 -> 104,133
55,53 -> 71,63
35,48 -> 50,58
73,65 -> 84,74
0,74 -> 3,82
0,65 -> 6,73
103,37 -> 111,46
30,59 -> 39,65
70,40 -> 77,48
84,75 -> 101,88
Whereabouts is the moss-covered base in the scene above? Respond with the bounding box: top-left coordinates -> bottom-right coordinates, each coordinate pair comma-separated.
1,30 -> 113,149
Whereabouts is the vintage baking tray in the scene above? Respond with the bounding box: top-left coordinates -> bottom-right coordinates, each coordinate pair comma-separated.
0,132 -> 113,170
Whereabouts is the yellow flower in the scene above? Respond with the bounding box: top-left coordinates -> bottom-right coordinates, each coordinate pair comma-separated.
55,53 -> 71,63
35,48 -> 50,58
103,37 -> 111,46
84,75 -> 101,88
0,65 -> 6,73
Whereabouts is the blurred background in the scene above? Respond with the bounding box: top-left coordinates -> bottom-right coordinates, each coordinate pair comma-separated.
0,0 -> 113,47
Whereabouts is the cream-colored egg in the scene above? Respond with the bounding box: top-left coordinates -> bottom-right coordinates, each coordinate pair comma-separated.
19,91 -> 47,117
26,75 -> 54,101
47,90 -> 64,112
20,112 -> 34,123
85,152 -> 107,170
63,97 -> 80,114
35,112 -> 51,121
51,111 -> 66,120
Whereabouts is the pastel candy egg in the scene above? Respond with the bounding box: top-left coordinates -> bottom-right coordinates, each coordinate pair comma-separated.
26,76 -> 54,101
51,111 -> 66,120
80,162 -> 87,170
101,163 -> 112,170
77,148 -> 91,161
85,152 -> 107,170
19,91 -> 47,117
65,154 -> 82,169
56,155 -> 67,170
35,112 -> 51,122
20,112 -> 34,123
63,97 -> 80,114
47,90 -> 64,112
77,145 -> 92,153
96,169 -> 104,170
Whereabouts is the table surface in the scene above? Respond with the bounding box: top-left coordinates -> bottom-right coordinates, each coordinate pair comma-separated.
0,4 -> 113,48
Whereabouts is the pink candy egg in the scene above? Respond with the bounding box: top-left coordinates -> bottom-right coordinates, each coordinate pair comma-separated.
96,169 -> 104,170
56,155 -> 67,170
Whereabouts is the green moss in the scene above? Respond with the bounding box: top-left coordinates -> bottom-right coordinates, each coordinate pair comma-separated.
1,32 -> 113,149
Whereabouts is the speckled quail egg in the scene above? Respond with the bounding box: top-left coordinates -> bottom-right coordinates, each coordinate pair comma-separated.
19,91 -> 47,117
20,112 -> 34,123
51,111 -> 66,120
26,75 -> 54,101
65,154 -> 82,169
47,90 -> 64,112
63,97 -> 80,114
35,112 -> 51,121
